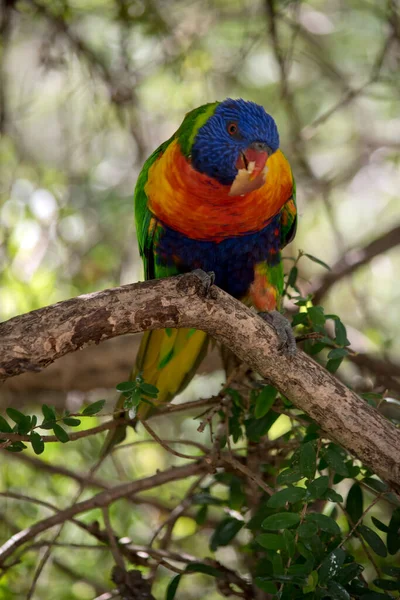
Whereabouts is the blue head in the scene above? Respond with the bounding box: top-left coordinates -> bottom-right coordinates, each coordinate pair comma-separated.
190,98 -> 280,185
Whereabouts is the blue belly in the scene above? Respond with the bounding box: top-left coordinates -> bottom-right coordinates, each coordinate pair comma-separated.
155,215 -> 281,298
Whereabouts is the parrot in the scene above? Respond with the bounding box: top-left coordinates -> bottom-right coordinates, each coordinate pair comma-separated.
102,98 -> 297,454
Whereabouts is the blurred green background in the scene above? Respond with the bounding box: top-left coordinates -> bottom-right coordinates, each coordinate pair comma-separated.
1,0 -> 399,598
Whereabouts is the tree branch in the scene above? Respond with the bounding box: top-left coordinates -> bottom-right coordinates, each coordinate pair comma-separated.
0,460 -> 207,564
1,272 -> 399,492
309,224 -> 400,304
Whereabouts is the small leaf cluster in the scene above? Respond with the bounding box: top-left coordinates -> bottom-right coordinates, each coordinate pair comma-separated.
285,251 -> 352,374
0,400 -> 106,454
116,374 -> 159,417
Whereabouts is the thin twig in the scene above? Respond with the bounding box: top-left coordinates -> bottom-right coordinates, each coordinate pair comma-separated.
139,419 -> 204,460
102,507 -> 125,570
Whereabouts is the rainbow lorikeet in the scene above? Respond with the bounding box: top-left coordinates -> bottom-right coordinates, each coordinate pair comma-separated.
103,98 -> 297,453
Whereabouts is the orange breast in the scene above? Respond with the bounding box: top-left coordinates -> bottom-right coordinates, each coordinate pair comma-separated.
146,139 -> 293,242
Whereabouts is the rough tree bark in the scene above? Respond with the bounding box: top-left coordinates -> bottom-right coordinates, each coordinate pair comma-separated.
0,271 -> 399,492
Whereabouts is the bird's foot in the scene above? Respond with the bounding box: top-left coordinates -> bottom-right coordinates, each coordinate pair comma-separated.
259,310 -> 297,356
192,269 -> 216,298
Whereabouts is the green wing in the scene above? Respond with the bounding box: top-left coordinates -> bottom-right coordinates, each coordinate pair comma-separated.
134,138 -> 172,279
280,176 -> 297,249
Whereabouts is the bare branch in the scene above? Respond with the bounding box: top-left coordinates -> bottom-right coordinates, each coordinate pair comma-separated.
310,224 -> 400,305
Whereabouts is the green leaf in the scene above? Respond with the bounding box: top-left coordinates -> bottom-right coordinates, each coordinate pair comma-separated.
277,468 -> 303,485
300,442 -> 316,480
185,563 -> 220,577
272,551 -> 284,575
326,580 -> 351,600
40,419 -> 56,430
166,574 -> 181,600
358,525 -> 387,557
327,348 -> 348,360
371,517 -> 389,533
324,489 -> 344,503
336,562 -> 364,585
319,548 -> 346,584
262,512 -> 301,530
298,522 -> 318,539
303,570 -> 318,594
326,358 -> 344,373
254,385 -> 276,419
254,579 -> 277,594
229,477 -> 245,511
6,441 -> 27,452
292,312 -> 309,327
334,319 -> 350,346
139,382 -> 159,397
62,417 -> 81,427
283,529 -> 296,557
6,408 -> 27,425
387,507 -> 400,555
308,341 -> 328,355
192,492 -> 223,506
30,431 -> 45,455
0,416 -> 13,433
307,476 -> 329,499
210,518 -> 243,551
123,388 -> 142,410
52,424 -> 70,443
307,513 -> 340,535
17,416 -> 32,435
324,448 -> 349,477
226,388 -> 244,407
307,306 -> 326,326
116,381 -> 136,393
346,482 -> 363,525
42,404 -> 56,421
81,400 -> 106,416
362,477 -> 388,493
304,253 -> 331,271
267,487 -> 306,508
382,565 -> 400,577
245,410 -> 279,442
374,579 -> 400,591
288,562 -> 313,577
195,505 -> 207,525
256,533 -> 284,550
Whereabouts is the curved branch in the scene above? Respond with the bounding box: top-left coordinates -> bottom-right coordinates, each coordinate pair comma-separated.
310,224 -> 400,304
0,272 -> 399,492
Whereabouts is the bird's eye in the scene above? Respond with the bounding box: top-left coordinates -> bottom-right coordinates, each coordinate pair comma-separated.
227,122 -> 238,135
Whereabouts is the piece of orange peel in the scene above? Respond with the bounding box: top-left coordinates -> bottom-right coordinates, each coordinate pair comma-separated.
229,161 -> 269,196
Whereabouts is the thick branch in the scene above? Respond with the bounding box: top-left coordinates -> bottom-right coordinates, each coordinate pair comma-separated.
310,224 -> 400,304
1,272 -> 399,492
